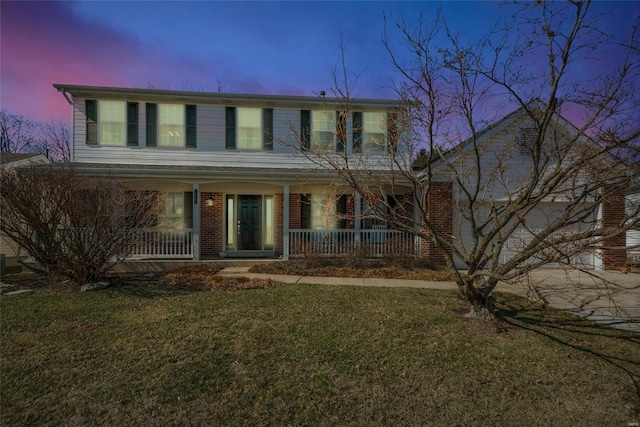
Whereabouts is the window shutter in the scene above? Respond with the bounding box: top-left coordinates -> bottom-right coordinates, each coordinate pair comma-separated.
337,195 -> 347,229
301,194 -> 311,229
225,107 -> 236,149
263,108 -> 273,151
184,192 -> 194,228
387,112 -> 398,152
186,105 -> 197,148
85,100 -> 97,145
146,103 -> 157,147
126,102 -> 138,147
300,110 -> 311,151
352,112 -> 362,153
336,111 -> 346,153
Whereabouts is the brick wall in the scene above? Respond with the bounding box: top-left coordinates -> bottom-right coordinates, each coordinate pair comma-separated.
421,182 -> 453,267
601,185 -> 626,270
200,192 -> 223,256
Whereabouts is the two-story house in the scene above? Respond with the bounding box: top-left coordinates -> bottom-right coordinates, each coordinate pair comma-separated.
53,84 -> 418,261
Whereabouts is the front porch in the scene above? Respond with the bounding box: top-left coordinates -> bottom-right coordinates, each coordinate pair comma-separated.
128,228 -> 421,259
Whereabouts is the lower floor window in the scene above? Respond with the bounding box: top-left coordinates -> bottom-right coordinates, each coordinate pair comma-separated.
160,192 -> 193,229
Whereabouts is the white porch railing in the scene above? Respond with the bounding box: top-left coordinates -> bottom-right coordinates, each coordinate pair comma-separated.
289,229 -> 420,257
129,229 -> 193,258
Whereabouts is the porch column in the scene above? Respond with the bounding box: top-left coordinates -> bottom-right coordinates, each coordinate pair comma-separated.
354,191 -> 362,243
283,184 -> 290,259
192,183 -> 200,261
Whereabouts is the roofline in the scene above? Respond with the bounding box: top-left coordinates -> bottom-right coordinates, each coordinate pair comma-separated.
53,84 -> 405,109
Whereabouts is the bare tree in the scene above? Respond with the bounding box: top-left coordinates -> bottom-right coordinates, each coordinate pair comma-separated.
283,1 -> 640,318
0,164 -> 159,284
0,110 -> 39,153
37,119 -> 71,162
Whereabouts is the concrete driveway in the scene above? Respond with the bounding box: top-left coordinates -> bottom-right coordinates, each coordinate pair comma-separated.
499,269 -> 640,333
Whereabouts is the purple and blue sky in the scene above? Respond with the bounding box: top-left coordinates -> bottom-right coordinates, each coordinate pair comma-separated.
1,1 -> 638,123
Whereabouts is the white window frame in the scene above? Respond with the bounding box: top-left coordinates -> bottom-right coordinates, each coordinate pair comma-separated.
311,194 -> 337,230
98,100 -> 126,146
362,112 -> 387,152
237,107 -> 263,150
312,110 -> 336,151
158,104 -> 185,148
161,192 -> 185,229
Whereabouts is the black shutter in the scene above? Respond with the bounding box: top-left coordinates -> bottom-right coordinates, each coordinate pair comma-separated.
225,107 -> 236,149
352,112 -> 362,153
300,110 -> 311,151
337,195 -> 347,229
146,103 -> 157,147
336,111 -> 346,152
301,194 -> 311,229
263,108 -> 273,151
186,105 -> 197,148
184,192 -> 194,228
126,102 -> 138,147
387,112 -> 398,152
85,100 -> 97,145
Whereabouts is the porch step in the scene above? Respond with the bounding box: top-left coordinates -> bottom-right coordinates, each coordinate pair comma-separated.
109,259 -> 278,273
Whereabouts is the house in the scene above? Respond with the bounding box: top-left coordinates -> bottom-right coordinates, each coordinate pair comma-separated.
0,153 -> 51,267
53,84 -> 628,270
53,84 -> 418,261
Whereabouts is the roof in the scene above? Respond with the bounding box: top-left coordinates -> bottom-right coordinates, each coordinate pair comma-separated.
48,162 -> 400,181
53,84 -> 404,110
0,153 -> 50,166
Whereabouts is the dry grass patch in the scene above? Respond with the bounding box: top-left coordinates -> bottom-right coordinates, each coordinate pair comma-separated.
160,264 -> 283,291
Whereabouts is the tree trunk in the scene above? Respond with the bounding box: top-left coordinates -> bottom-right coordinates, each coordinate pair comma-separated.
465,294 -> 495,320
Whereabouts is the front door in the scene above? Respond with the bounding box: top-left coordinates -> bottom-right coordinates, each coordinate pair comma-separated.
238,195 -> 262,250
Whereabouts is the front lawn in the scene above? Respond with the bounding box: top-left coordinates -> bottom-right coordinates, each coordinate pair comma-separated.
1,279 -> 638,426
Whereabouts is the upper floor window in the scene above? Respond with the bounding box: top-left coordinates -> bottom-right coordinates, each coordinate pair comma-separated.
237,107 -> 262,149
312,111 -> 336,150
363,112 -> 387,152
85,99 -> 138,147
225,107 -> 273,150
353,111 -> 398,153
158,104 -> 184,147
300,110 -> 346,152
99,101 -> 126,145
145,103 -> 197,149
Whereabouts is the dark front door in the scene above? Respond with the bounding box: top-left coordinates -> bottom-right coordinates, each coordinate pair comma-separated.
238,195 -> 262,250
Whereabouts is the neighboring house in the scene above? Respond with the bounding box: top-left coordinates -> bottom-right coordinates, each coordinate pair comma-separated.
53,84 -> 415,261
421,104 -> 627,271
0,153 -> 51,266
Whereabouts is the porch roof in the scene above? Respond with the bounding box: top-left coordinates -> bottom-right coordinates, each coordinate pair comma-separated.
66,162 -> 406,184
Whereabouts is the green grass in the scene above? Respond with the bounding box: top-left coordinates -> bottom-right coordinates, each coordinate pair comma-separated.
2,281 -> 639,426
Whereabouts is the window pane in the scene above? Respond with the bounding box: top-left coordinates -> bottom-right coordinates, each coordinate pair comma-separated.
311,194 -> 336,230
237,107 -> 262,149
227,196 -> 235,248
312,110 -> 335,149
160,192 -> 184,229
159,104 -> 184,147
99,101 -> 125,145
265,196 -> 273,247
363,112 -> 387,152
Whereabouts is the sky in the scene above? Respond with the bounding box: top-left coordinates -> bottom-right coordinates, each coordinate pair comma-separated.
1,1 -> 638,123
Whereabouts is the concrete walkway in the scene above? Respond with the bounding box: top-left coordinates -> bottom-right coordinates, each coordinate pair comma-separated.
219,267 -> 640,334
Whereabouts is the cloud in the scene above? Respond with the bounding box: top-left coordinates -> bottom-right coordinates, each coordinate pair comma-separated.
0,1 -> 224,121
